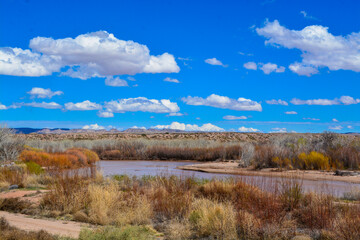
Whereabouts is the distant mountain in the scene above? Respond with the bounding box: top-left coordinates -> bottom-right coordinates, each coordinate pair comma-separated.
13,128 -> 70,134
13,127 -> 184,134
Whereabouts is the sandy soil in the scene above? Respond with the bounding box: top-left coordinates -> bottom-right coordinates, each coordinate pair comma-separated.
0,190 -> 49,204
0,211 -> 88,238
178,162 -> 360,184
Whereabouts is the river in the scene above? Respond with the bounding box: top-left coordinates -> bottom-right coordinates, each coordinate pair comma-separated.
99,160 -> 360,197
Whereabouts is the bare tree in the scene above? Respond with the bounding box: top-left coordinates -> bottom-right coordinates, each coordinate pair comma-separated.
0,126 -> 24,163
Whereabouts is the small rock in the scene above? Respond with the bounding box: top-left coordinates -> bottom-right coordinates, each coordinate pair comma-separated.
9,185 -> 18,190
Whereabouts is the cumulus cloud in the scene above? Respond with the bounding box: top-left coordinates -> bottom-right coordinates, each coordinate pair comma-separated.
329,125 -> 343,130
104,97 -> 180,113
259,63 -> 285,74
204,58 -> 226,67
27,87 -> 63,99
0,48 -> 61,77
0,103 -> 7,110
65,100 -> 101,111
256,20 -> 360,76
243,62 -> 285,74
130,126 -> 146,130
291,96 -> 360,105
97,111 -> 114,118
182,94 -> 262,111
152,122 -> 224,132
167,112 -> 184,117
289,63 -> 319,76
271,127 -> 287,133
0,31 -> 179,79
223,115 -> 247,120
238,126 -> 260,132
243,62 -> 257,70
105,76 -> 128,87
164,77 -> 180,83
285,111 -> 297,114
332,118 -> 339,122
266,99 -> 288,106
82,124 -> 105,130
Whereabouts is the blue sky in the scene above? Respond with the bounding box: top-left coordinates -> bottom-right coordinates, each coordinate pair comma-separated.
1,0 -> 360,133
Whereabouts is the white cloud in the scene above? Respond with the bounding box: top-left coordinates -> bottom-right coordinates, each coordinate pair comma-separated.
204,58 -> 226,67
291,96 -> 360,105
243,62 -> 285,74
82,124 -> 105,130
243,62 -> 257,70
329,125 -> 343,130
256,20 -> 360,75
13,102 -> 62,109
266,99 -> 288,106
152,122 -> 224,132
167,112 -> 184,117
285,111 -> 297,114
182,94 -> 262,111
223,115 -> 247,120
332,118 -> 339,122
130,126 -> 146,130
300,11 -> 318,20
0,47 -> 61,77
27,87 -> 63,99
164,77 -> 180,83
271,127 -> 287,133
0,103 -> 7,110
259,63 -> 285,74
0,31 -> 179,79
289,63 -> 319,76
303,117 -> 320,121
238,126 -> 260,132
105,97 -> 180,113
347,125 -> 353,129
65,100 -> 101,111
105,76 -> 128,87
97,111 -> 114,118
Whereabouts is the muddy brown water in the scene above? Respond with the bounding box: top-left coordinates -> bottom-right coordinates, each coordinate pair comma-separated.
99,160 -> 360,197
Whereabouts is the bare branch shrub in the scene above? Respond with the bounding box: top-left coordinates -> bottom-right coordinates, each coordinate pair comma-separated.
0,126 -> 24,163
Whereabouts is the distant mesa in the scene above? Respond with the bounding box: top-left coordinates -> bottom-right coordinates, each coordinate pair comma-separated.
12,127 -> 183,134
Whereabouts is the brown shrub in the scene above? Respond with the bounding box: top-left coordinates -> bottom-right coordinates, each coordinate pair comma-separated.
41,173 -> 90,214
333,206 -> 360,240
0,166 -> 27,187
294,193 -> 336,229
253,145 -> 277,169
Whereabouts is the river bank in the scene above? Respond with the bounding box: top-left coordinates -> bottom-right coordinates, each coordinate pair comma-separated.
178,161 -> 360,184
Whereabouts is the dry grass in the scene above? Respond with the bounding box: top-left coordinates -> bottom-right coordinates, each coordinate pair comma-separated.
189,198 -> 237,239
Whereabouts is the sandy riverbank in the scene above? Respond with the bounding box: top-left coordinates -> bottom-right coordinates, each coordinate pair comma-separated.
178,162 -> 360,184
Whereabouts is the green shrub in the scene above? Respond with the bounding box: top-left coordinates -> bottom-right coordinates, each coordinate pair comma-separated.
79,226 -> 155,240
25,161 -> 44,175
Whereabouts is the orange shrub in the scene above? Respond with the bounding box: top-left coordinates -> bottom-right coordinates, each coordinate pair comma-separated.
19,148 -> 99,170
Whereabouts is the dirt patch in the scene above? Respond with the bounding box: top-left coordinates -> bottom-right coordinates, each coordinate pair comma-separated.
0,190 -> 49,204
178,162 -> 360,184
0,211 -> 89,238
